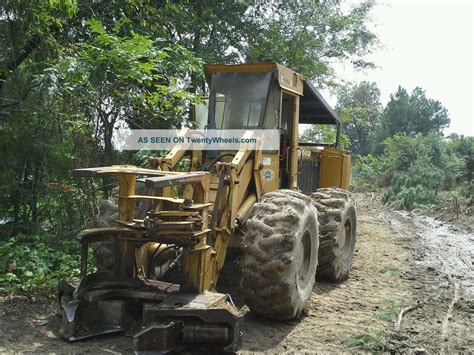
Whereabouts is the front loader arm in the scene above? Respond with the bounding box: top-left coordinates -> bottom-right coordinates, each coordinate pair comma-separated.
158,128 -> 203,172
210,135 -> 265,277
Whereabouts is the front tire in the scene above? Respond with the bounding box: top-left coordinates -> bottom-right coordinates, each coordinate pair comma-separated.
241,190 -> 319,319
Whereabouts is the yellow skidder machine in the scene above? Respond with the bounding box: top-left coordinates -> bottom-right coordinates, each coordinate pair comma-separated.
58,63 -> 356,352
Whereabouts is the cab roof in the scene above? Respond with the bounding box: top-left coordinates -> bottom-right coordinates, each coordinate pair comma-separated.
300,81 -> 340,125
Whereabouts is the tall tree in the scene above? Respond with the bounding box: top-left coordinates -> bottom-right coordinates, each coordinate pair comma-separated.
140,0 -> 378,89
372,86 -> 450,154
0,0 -> 76,115
0,1 -> 201,226
54,19 -> 202,164
246,0 -> 377,84
336,81 -> 382,156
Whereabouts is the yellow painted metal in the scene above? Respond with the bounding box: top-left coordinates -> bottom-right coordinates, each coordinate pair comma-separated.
283,91 -> 300,190
229,168 -> 240,231
342,154 -> 352,190
253,139 -> 264,198
319,147 -> 351,190
204,63 -> 305,95
117,174 -> 136,222
116,174 -> 136,277
182,246 -> 214,292
236,193 -> 257,226
74,63 -> 354,298
259,152 -> 280,193
212,207 -> 232,277
231,144 -> 252,173
161,128 -> 191,169
275,64 -> 305,95
180,172 -> 213,292
182,151 -> 202,200
135,243 -> 171,278
235,159 -> 253,211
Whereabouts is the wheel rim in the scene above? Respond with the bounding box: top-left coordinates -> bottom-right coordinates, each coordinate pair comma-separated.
298,230 -> 312,286
341,219 -> 353,259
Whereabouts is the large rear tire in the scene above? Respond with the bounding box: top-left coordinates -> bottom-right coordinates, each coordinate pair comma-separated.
311,188 -> 357,282
241,190 -> 319,320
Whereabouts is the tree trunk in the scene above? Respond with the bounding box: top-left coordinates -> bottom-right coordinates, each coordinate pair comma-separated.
190,0 -> 203,94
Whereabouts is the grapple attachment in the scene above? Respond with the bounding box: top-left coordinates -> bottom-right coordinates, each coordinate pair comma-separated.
58,228 -> 242,352
58,166 -> 243,353
58,280 -> 242,353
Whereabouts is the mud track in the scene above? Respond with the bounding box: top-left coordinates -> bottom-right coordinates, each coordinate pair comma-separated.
1,193 -> 472,353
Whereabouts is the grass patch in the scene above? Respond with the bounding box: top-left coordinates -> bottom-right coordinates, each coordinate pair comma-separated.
345,332 -> 386,351
377,299 -> 403,322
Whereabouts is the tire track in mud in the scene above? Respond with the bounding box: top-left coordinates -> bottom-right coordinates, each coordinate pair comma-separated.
389,210 -> 473,295
380,207 -> 473,353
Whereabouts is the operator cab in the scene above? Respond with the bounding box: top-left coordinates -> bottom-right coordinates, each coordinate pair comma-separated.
199,63 -> 350,193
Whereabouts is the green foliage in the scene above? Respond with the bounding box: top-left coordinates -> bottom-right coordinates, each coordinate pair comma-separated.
353,133 -> 468,210
0,0 -> 77,102
383,159 -> 442,210
382,133 -> 464,210
336,81 -> 382,156
377,299 -> 403,322
346,332 -> 386,351
0,96 -> 101,229
352,154 -> 389,191
128,150 -> 167,167
300,124 -> 350,148
0,11 -> 202,231
345,83 -> 461,208
304,81 -> 383,161
446,134 -> 474,187
155,1 -> 251,68
52,19 -> 202,164
372,86 -> 450,154
247,1 -> 378,84
439,134 -> 474,209
0,234 -> 80,294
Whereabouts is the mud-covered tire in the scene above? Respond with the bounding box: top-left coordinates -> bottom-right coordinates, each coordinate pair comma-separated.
311,187 -> 356,282
241,189 -> 319,320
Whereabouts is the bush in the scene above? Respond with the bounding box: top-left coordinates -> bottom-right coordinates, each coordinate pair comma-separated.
383,154 -> 443,210
0,234 -> 81,295
381,134 -> 468,210
354,133 -> 469,210
352,154 -> 389,191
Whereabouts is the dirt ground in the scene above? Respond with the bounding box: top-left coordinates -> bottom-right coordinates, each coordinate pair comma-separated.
1,193 -> 473,353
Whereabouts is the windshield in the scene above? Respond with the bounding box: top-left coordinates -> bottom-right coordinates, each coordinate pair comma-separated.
208,72 -> 272,129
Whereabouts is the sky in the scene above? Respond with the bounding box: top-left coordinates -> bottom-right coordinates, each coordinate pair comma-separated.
334,0 -> 473,136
